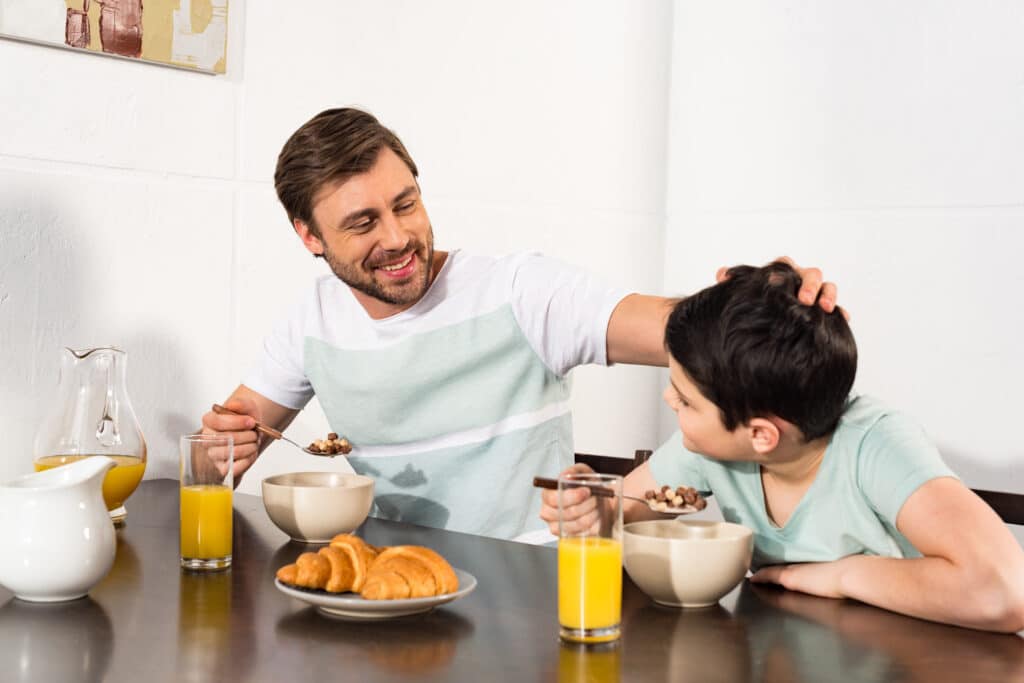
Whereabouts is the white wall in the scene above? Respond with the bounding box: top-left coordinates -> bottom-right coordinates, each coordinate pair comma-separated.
8,0 -> 1018,506
0,1 -> 673,487
663,1 -> 1024,497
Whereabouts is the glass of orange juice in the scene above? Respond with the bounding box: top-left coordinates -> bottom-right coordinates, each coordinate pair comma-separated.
558,472 -> 623,644
179,434 -> 233,571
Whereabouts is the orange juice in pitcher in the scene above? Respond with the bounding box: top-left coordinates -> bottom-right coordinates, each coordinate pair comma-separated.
35,454 -> 146,510
33,347 -> 148,526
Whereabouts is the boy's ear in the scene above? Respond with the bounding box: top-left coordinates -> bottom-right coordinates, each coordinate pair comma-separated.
294,219 -> 325,256
747,417 -> 781,455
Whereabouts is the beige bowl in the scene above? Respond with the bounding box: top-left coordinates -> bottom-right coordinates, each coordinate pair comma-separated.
261,472 -> 374,543
623,519 -> 753,608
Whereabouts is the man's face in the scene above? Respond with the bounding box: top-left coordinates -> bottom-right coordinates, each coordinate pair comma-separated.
300,147 -> 434,318
663,357 -> 751,460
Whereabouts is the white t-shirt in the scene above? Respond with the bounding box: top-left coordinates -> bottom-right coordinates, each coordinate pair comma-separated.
245,250 -> 629,539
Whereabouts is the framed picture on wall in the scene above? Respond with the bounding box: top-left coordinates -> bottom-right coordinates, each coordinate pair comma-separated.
0,0 -> 228,74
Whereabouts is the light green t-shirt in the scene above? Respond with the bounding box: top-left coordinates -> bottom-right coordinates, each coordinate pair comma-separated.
648,395 -> 956,570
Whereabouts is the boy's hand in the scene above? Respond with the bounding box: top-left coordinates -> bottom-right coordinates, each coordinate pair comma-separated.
538,463 -> 604,536
750,558 -> 851,599
717,256 -> 848,320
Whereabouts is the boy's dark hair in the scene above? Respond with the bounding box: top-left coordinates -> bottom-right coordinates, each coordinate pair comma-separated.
665,262 -> 857,441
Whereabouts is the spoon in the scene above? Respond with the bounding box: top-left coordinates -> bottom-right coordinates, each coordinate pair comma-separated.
531,477 -> 699,514
210,404 -> 350,458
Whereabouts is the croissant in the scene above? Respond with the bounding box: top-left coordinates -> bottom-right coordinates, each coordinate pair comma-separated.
275,537 -> 459,600
328,534 -> 379,592
274,534 -> 378,593
361,546 -> 459,600
275,551 -> 330,589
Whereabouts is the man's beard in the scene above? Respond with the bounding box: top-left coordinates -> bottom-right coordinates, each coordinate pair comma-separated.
322,227 -> 434,306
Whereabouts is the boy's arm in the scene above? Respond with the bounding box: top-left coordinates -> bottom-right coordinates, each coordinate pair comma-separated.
751,477 -> 1024,633
538,460 -> 693,535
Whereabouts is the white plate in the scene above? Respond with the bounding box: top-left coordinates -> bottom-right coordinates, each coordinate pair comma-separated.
275,568 -> 477,620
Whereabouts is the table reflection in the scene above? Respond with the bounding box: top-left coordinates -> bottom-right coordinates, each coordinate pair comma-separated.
0,597 -> 113,683
176,511 -> 262,683
616,578 -> 1024,683
737,582 -> 1024,683
104,535 -> 141,591
622,591 -> 750,682
177,570 -> 233,681
275,606 -> 474,676
558,641 -> 622,683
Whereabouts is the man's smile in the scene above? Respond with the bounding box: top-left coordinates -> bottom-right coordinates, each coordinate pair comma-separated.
373,252 -> 417,279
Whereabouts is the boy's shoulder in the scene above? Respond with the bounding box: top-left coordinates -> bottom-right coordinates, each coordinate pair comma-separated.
833,393 -> 936,457
836,394 -> 896,433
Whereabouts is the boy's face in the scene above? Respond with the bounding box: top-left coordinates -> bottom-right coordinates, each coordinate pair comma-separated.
663,357 -> 754,461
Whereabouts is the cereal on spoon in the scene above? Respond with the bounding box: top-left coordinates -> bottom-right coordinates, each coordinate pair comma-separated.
307,432 -> 352,455
644,485 -> 707,513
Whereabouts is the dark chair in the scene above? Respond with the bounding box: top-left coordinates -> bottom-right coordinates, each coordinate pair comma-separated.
575,452 -> 1024,526
574,450 -> 653,478
972,490 -> 1024,526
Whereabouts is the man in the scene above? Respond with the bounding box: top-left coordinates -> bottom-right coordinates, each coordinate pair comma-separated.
201,107 -> 838,540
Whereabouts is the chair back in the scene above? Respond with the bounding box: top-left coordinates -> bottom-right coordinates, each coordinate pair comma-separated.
574,450 -> 652,477
972,489 -> 1024,526
575,453 -> 1024,526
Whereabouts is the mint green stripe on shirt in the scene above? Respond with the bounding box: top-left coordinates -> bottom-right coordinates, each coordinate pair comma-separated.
347,413 -> 573,538
304,305 -> 569,446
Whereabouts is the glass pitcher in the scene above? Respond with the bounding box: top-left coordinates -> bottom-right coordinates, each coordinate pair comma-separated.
33,347 -> 147,526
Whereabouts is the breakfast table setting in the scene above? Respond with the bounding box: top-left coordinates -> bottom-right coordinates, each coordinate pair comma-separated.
2,475 -> 1022,683
1,347 -> 1023,682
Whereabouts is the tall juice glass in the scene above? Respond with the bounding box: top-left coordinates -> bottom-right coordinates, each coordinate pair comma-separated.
558,472 -> 623,644
180,434 -> 233,571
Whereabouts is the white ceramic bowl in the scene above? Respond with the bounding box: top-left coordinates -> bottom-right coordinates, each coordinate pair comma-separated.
261,472 -> 374,543
623,519 -> 753,608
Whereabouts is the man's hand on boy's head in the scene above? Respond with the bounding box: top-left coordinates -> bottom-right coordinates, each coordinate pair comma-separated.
715,256 -> 849,320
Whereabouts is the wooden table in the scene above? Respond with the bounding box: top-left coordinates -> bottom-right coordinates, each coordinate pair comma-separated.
1,479 -> 1021,682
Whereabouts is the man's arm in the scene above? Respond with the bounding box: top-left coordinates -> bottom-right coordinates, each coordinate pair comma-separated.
751,477 -> 1024,633
200,384 -> 300,484
606,294 -> 677,366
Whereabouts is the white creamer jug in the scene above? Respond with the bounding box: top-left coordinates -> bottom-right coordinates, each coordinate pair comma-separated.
0,456 -> 117,601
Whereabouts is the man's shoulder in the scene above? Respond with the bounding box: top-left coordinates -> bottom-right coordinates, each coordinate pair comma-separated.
446,249 -> 546,273
429,249 -> 561,295
268,274 -> 357,332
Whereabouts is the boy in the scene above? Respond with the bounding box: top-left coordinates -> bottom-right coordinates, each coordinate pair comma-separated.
541,262 -> 1024,632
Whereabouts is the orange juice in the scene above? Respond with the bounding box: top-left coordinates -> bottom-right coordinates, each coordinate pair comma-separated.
558,536 -> 622,639
180,484 -> 233,560
35,454 -> 146,510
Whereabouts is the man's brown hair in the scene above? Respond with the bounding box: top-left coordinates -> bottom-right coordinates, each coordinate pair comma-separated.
274,108 -> 419,238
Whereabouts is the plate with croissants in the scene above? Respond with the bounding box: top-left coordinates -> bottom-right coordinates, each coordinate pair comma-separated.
274,533 -> 477,619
